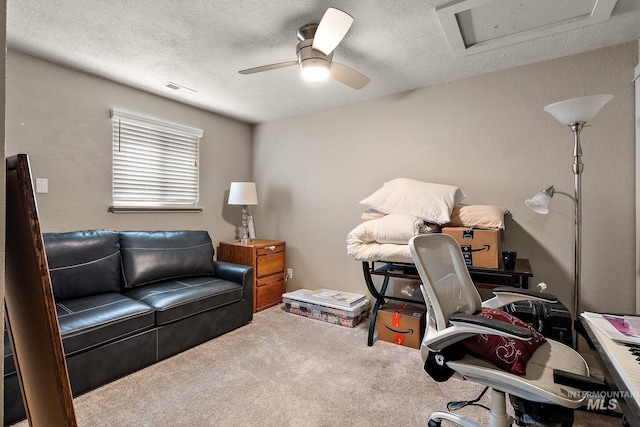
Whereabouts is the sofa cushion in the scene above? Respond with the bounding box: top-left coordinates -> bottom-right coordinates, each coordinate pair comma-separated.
124,276 -> 243,326
44,229 -> 121,300
119,230 -> 215,288
56,293 -> 155,355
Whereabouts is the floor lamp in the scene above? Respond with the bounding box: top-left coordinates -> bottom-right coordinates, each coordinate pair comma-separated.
525,94 -> 613,349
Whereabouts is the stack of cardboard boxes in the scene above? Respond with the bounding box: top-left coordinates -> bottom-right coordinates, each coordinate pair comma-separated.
376,226 -> 501,349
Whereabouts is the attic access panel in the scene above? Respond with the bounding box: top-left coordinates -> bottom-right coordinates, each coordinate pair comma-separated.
437,0 -> 617,54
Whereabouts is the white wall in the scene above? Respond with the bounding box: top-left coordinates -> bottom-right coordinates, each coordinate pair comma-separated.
5,50 -> 253,246
253,42 -> 638,315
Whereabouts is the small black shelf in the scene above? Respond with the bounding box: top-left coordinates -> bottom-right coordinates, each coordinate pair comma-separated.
362,258 -> 534,346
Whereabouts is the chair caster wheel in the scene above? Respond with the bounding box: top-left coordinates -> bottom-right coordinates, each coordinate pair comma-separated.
428,420 -> 441,427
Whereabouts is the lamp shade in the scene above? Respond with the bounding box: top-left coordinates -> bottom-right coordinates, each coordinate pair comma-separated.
228,182 -> 258,205
543,94 -> 613,125
525,189 -> 552,214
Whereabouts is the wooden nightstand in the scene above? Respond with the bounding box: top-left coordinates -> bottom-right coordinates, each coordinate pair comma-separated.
218,239 -> 286,312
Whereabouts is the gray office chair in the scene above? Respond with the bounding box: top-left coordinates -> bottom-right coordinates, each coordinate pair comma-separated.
409,234 -> 588,427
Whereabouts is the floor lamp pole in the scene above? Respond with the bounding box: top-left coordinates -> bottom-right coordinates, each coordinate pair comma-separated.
535,94 -> 613,350
571,122 -> 584,350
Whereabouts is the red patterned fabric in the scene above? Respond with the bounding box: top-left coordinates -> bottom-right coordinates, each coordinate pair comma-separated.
461,308 -> 547,375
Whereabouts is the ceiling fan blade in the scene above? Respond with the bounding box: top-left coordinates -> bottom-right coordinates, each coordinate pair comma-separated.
330,62 -> 370,90
312,8 -> 354,55
239,61 -> 298,75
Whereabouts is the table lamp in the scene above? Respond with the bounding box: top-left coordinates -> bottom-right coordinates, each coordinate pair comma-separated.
228,182 -> 258,243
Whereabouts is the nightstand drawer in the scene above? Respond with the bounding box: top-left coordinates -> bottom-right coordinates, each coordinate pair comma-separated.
256,251 -> 285,277
256,243 -> 285,256
256,274 -> 285,310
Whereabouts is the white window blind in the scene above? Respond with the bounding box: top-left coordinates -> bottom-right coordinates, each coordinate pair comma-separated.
110,109 -> 203,211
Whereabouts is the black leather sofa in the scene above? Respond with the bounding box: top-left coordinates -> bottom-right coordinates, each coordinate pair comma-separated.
3,229 -> 253,425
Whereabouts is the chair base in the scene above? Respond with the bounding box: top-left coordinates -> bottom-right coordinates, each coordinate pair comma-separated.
429,411 -> 484,427
429,389 -> 514,427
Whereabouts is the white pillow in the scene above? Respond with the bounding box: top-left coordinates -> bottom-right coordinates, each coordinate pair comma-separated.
447,205 -> 508,229
359,178 -> 466,225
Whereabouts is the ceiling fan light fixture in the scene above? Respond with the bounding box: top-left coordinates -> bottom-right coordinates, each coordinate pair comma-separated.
239,8 -> 369,90
299,58 -> 331,82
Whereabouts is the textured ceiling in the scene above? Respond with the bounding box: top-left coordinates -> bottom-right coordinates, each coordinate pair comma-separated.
7,0 -> 640,124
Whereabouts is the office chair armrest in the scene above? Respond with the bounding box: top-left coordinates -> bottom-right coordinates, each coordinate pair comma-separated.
482,287 -> 558,309
450,313 -> 532,338
553,369 -> 609,392
423,313 -> 532,351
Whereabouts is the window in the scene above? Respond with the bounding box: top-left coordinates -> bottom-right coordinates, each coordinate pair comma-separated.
109,109 -> 204,212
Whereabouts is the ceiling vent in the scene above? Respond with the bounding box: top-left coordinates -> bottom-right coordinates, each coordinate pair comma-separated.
437,0 -> 617,54
162,81 -> 197,95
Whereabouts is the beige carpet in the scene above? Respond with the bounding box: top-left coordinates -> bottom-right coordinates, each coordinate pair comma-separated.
13,305 -> 620,426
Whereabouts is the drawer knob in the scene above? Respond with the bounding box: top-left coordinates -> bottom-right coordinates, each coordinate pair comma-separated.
267,246 -> 276,250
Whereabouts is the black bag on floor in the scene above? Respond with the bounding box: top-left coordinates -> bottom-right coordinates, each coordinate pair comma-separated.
503,300 -> 573,347
510,395 -> 575,426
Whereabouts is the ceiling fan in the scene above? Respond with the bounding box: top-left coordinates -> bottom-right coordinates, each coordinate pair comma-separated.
239,7 -> 370,90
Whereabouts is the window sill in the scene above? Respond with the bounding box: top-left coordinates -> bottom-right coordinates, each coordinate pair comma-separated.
108,206 -> 204,214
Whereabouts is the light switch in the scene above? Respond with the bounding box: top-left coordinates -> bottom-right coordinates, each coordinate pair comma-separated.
36,178 -> 48,194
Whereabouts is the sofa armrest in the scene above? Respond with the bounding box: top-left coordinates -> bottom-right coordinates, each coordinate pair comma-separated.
213,261 -> 254,301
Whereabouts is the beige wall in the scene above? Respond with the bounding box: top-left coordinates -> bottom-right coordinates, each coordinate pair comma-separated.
4,42 -> 638,318
2,49 -> 250,419
253,42 -> 638,315
5,50 -> 253,246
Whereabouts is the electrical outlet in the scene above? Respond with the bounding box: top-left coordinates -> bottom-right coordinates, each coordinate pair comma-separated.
287,268 -> 293,280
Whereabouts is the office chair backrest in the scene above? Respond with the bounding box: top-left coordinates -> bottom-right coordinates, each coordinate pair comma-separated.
409,234 -> 483,332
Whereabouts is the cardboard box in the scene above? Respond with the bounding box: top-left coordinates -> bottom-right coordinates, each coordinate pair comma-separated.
377,302 -> 426,349
442,227 -> 500,269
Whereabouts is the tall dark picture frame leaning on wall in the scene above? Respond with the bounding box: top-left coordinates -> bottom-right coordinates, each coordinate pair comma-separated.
5,154 -> 77,426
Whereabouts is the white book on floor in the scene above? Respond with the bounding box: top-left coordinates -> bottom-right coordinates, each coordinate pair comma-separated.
303,289 -> 366,308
